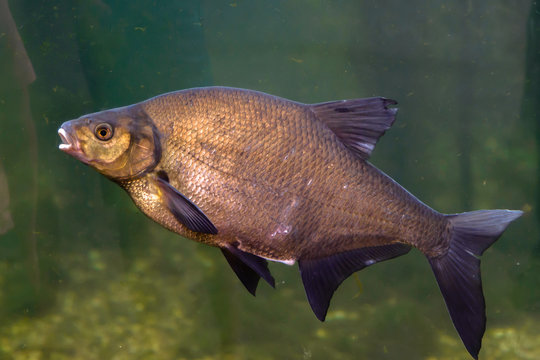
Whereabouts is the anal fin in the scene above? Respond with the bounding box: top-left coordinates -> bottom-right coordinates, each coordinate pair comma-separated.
299,243 -> 411,321
221,243 -> 275,296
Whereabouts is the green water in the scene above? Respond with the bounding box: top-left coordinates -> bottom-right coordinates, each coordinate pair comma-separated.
0,1 -> 538,359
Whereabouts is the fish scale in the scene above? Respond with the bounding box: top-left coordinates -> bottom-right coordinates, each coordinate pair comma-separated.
141,89 -> 438,258
59,86 -> 522,359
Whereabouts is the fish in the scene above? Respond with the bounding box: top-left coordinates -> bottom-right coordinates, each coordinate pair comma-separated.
58,86 -> 522,359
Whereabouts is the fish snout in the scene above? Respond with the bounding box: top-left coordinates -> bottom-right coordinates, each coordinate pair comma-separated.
58,122 -> 86,162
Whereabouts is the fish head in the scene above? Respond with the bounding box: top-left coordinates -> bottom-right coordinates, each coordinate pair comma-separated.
58,105 -> 161,180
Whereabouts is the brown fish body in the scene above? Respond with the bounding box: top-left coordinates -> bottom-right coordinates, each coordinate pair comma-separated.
125,87 -> 446,260
59,86 -> 522,359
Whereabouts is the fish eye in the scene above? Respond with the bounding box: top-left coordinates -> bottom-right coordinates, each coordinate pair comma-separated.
95,123 -> 114,141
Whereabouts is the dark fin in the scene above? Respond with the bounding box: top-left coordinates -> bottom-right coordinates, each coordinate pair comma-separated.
155,177 -> 218,234
299,243 -> 411,321
310,97 -> 398,159
428,210 -> 523,360
221,243 -> 275,295
156,170 -> 169,182
221,247 -> 261,295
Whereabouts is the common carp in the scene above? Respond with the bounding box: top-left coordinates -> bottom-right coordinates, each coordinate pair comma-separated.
58,87 -> 522,359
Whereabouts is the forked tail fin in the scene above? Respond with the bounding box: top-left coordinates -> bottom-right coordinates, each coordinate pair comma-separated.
428,210 -> 523,359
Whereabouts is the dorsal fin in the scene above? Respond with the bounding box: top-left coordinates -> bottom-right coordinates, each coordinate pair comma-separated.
310,97 -> 398,159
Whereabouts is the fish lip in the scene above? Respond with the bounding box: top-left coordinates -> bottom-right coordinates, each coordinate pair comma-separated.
58,127 -> 78,151
58,128 -> 72,150
58,127 -> 88,163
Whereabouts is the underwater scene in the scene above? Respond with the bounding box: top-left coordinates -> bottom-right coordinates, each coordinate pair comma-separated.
0,1 -> 538,359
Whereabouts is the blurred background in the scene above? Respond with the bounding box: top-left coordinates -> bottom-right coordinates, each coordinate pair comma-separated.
0,1 -> 537,359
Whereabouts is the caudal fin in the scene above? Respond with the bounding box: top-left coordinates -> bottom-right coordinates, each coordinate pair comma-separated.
428,210 -> 523,359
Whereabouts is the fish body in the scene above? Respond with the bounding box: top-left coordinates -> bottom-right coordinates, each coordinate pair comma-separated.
58,87 -> 522,359
125,88 -> 442,259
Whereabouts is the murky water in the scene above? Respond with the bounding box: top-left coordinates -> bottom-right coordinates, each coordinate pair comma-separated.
0,1 -> 538,359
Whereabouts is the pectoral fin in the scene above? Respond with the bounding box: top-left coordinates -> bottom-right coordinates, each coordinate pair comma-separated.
299,243 -> 411,321
221,243 -> 275,295
155,176 -> 218,234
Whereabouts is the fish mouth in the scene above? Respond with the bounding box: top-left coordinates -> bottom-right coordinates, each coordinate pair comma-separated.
58,127 -> 87,163
58,128 -> 73,151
